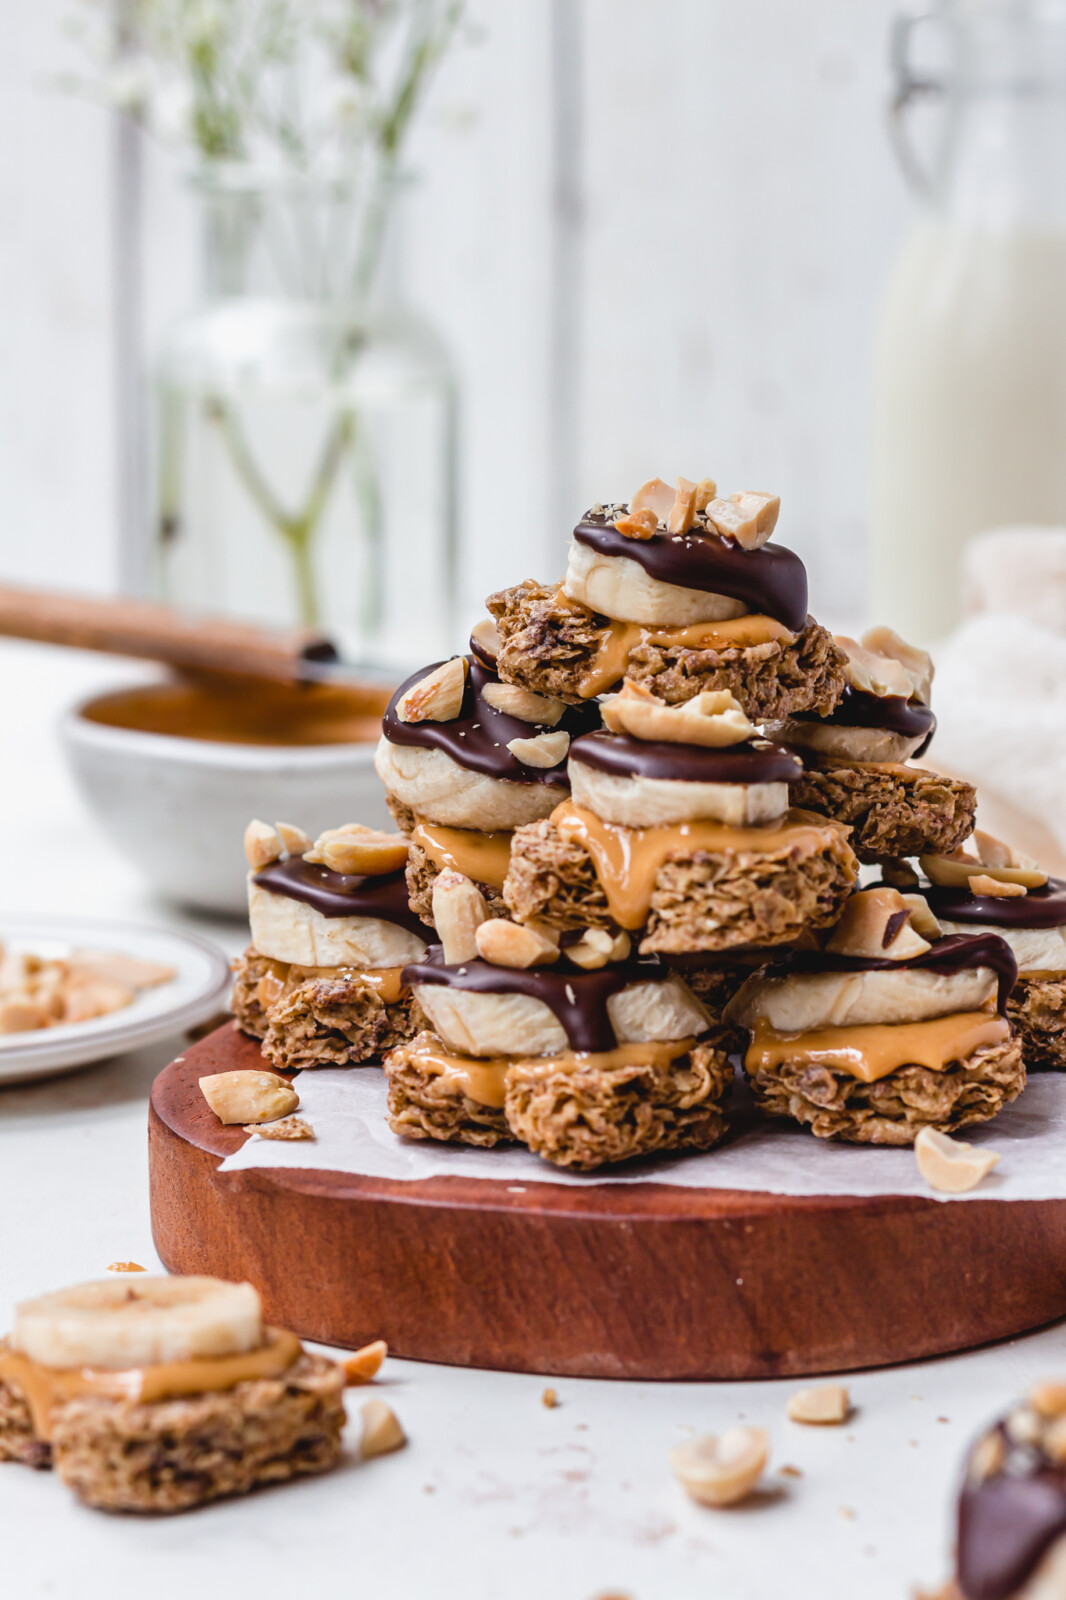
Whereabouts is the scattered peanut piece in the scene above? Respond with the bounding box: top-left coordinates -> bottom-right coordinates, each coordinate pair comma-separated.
669,1426 -> 769,1508
469,616 -> 501,663
317,828 -> 408,877
275,821 -> 313,856
247,1115 -> 314,1141
344,1339 -> 388,1385
565,928 -> 631,971
200,1070 -> 299,1125
601,681 -> 753,748
778,1464 -> 803,1479
629,477 -> 676,523
107,1262 -> 146,1273
613,507 -> 658,540
969,874 -> 1027,899
826,887 -> 931,962
542,1387 -> 560,1409
360,1398 -> 407,1459
915,1126 -> 1000,1193
787,1384 -> 851,1425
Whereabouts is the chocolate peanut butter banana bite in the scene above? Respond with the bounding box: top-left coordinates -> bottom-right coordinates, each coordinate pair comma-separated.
503,682 -> 859,956
230,818 -> 429,1070
383,872 -> 733,1170
374,647 -> 599,922
951,1380 -> 1066,1600
486,476 -> 848,721
724,887 -> 1024,1145
914,833 -> 1066,1073
0,1276 -> 345,1512
774,627 -> 977,862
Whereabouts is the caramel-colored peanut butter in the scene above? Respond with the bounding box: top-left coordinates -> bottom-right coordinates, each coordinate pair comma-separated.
255,958 -> 407,1010
1020,968 -> 1066,980
411,821 -> 514,890
79,679 -> 391,747
0,1326 -> 302,1440
578,612 -> 796,698
745,1011 -> 1010,1086
405,1032 -> 700,1108
551,800 -> 849,931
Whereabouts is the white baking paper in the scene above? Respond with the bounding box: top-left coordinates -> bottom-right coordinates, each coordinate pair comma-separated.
219,1067 -> 1066,1203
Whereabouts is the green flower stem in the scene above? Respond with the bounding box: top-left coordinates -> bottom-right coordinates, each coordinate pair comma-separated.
207,398 -> 355,629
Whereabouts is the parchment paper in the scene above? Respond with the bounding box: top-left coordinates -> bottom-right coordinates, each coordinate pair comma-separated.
219,1067 -> 1066,1203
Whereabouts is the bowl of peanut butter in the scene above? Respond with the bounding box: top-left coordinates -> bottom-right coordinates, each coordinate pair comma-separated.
60,675 -> 395,914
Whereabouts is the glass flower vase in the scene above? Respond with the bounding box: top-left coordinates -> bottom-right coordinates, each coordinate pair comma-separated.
153,169 -> 458,668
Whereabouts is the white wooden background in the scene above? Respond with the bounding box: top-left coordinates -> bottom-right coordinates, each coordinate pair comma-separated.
0,0 -> 912,625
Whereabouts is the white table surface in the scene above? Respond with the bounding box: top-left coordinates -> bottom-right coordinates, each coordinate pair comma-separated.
1,638 -> 1063,1600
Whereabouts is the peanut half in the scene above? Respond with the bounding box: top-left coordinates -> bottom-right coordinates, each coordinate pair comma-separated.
317,828 -> 408,876
396,657 -> 468,724
476,919 -> 559,969
200,1070 -> 299,1125
914,1126 -> 1000,1194
506,731 -> 570,768
601,681 -> 753,748
482,680 -> 566,726
433,871 -> 489,964
360,1398 -> 407,1459
244,819 -> 284,871
670,1426 -> 769,1508
566,928 -> 631,970
826,887 -> 932,962
344,1339 -> 388,1385
705,492 -> 780,551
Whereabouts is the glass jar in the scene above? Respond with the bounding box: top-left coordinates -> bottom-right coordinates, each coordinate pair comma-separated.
153,169 -> 458,668
871,0 -> 1066,642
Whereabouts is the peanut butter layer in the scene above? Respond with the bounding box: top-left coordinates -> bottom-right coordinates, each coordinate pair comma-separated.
485,581 -> 847,719
0,1328 -> 302,1441
747,1029 -> 1024,1146
231,947 -> 422,1069
502,804 -> 857,955
745,1011 -> 1010,1086
410,821 -> 513,890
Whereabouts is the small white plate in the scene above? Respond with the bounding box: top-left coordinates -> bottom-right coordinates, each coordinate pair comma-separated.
0,914 -> 231,1086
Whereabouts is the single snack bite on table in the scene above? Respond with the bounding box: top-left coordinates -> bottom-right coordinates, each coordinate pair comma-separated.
773,628 -> 977,862
724,886 -> 1024,1145
503,681 -> 858,955
914,833 -> 1066,1073
230,818 -> 429,1069
374,643 -> 598,921
383,873 -> 733,1170
952,1380 -> 1066,1600
485,476 -> 848,720
0,1276 -> 345,1511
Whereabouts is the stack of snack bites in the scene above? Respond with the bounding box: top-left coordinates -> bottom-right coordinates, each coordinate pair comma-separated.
385,871 -> 735,1170
231,817 -> 429,1069
374,638 -> 599,922
225,471 -> 1051,1170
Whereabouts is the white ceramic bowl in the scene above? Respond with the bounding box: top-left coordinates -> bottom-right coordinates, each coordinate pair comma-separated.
60,680 -> 394,915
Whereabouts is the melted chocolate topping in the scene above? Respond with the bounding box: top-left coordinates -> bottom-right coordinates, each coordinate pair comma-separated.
796,686 -> 936,758
382,657 -> 600,787
923,876 -> 1066,932
767,932 -> 1019,1011
403,946 -> 680,1053
569,730 -> 803,785
572,513 -> 809,632
254,856 -> 429,940
958,1427 -> 1066,1600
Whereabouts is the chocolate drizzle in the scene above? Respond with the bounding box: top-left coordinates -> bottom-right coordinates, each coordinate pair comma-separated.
924,876 -> 1066,932
253,856 -> 429,939
958,1427 -> 1066,1600
403,946 -> 679,1053
569,730 -> 803,785
796,686 -> 936,758
572,513 -> 809,632
767,932 -> 1019,1011
382,657 -> 600,787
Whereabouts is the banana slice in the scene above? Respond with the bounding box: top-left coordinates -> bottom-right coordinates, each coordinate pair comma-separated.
563,539 -> 748,626
568,760 -> 788,828
14,1276 -> 264,1371
248,882 -> 427,968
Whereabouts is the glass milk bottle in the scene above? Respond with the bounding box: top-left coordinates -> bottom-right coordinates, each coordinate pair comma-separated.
871,0 -> 1066,642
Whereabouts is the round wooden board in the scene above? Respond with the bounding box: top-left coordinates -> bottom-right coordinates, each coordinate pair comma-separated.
150,1025 -> 1066,1381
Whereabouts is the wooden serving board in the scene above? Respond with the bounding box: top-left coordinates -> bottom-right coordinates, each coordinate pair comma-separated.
149,1026 -> 1066,1380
